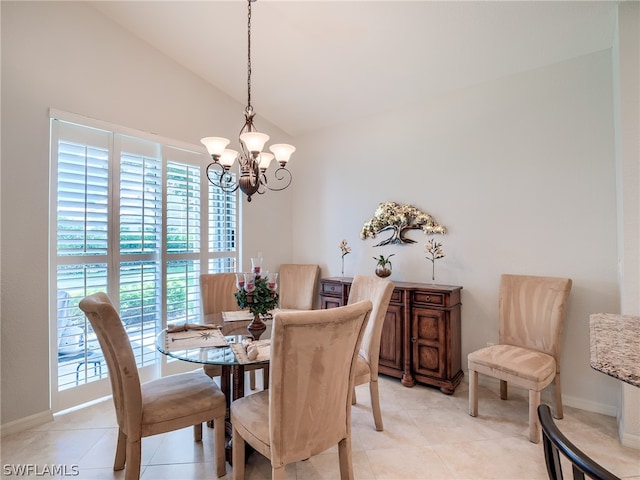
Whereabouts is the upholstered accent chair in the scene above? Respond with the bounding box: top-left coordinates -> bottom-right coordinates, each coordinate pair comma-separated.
200,273 -> 265,390
230,301 -> 373,480
278,263 -> 320,310
79,292 -> 227,479
347,274 -> 394,431
468,274 -> 572,443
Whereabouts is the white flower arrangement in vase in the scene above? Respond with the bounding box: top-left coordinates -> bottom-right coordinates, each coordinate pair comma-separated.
425,237 -> 445,283
339,239 -> 351,278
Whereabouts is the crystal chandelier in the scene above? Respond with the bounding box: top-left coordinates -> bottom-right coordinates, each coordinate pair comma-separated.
201,0 -> 295,202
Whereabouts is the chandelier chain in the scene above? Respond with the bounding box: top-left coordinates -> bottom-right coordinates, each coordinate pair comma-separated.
202,0 -> 295,202
246,0 -> 252,112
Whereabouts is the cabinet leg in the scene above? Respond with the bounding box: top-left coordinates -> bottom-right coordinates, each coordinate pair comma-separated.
442,370 -> 465,395
401,371 -> 415,387
440,385 -> 455,395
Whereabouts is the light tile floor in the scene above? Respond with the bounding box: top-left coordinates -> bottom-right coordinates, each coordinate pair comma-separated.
2,375 -> 639,479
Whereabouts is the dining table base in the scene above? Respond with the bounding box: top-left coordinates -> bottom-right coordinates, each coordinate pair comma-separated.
219,364 -> 260,465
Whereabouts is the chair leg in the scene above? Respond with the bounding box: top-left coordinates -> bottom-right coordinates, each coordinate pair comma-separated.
114,428 -> 127,471
124,438 -> 142,480
213,416 -> 226,478
263,365 -> 269,389
352,386 -> 357,405
272,466 -> 286,480
469,369 -> 478,416
338,436 -> 354,480
529,389 -> 541,443
552,374 -> 563,419
369,379 -> 384,431
232,425 -> 246,480
500,380 -> 508,400
249,370 -> 256,390
194,423 -> 203,442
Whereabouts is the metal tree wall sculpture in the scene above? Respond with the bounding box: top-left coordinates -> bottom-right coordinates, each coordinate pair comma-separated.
360,202 -> 446,246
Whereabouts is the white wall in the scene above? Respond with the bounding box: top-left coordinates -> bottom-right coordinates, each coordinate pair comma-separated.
292,50 -> 622,413
0,1 -> 293,425
613,1 -> 640,448
1,0 -> 632,428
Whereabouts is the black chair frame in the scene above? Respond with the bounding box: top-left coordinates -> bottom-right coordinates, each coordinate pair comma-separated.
58,350 -> 104,385
537,404 -> 620,480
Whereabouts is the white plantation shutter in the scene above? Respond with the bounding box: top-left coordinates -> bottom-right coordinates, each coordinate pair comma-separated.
117,136 -> 163,369
165,150 -> 203,328
56,125 -> 110,257
208,173 -> 238,272
50,113 -> 239,411
54,122 -> 112,393
166,160 -> 201,254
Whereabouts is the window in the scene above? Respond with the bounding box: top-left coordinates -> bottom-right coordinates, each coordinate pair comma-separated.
50,112 -> 238,411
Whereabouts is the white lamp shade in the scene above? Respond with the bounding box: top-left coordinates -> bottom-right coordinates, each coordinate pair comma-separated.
201,137 -> 230,156
258,153 -> 274,170
220,149 -> 238,168
239,132 -> 269,153
269,144 -> 296,163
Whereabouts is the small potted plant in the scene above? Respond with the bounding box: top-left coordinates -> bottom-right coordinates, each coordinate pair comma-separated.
373,253 -> 395,278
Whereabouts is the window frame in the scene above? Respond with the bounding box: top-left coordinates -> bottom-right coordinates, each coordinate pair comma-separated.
49,109 -> 240,412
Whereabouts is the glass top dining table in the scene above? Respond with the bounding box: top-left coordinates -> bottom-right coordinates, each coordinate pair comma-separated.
156,313 -> 272,403
156,313 -> 272,367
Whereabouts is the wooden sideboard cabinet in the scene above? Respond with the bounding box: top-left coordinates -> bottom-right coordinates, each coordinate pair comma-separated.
320,277 -> 463,394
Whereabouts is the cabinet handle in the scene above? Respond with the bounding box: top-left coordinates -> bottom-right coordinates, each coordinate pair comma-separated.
411,337 -> 417,342
425,295 -> 431,302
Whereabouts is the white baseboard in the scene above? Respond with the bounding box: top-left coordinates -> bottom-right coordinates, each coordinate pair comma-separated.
619,416 -> 640,449
620,429 -> 640,449
475,375 -> 618,417
561,394 -> 618,417
1,410 -> 54,437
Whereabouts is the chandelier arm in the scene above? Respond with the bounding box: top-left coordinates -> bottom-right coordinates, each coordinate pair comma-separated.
206,162 -> 240,193
263,166 -> 293,192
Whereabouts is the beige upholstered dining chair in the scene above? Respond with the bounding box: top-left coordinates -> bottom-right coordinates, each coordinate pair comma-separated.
278,263 -> 320,310
200,273 -> 265,390
347,274 -> 394,431
78,292 -> 227,479
468,274 -> 572,443
230,300 -> 373,480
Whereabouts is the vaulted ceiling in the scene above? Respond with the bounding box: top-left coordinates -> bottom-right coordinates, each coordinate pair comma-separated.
90,1 -> 618,137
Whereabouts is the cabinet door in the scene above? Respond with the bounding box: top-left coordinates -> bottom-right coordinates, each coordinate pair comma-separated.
379,304 -> 403,373
411,308 -> 446,379
321,296 -> 343,310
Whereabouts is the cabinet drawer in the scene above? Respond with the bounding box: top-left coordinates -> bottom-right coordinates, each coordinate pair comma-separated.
412,291 -> 445,307
321,282 -> 343,296
390,289 -> 404,304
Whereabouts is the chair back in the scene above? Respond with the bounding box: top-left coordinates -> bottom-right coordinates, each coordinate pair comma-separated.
278,264 -> 320,310
200,273 -> 239,315
268,300 -> 372,467
347,275 -> 394,377
499,274 -> 572,366
538,404 -> 620,480
79,293 -> 142,437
